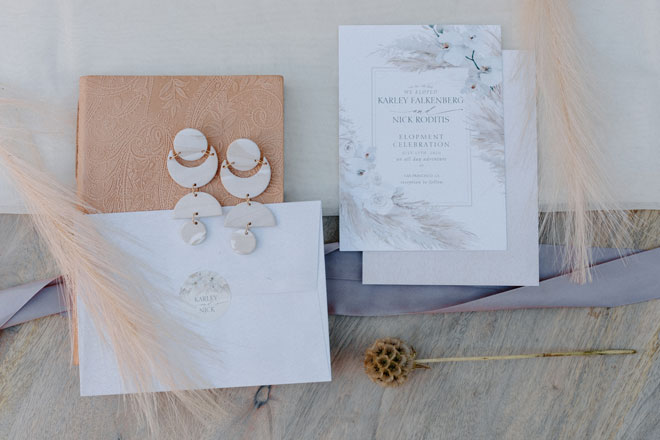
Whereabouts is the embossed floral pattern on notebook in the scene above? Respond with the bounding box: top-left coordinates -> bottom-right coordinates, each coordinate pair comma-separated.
77,75 -> 284,213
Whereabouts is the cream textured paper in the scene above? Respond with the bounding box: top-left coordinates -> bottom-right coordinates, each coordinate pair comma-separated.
0,0 -> 658,214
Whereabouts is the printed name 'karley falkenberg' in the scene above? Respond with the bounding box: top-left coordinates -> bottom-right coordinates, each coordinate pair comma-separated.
376,96 -> 463,105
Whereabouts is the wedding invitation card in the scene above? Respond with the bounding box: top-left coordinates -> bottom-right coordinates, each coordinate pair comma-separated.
339,25 -> 506,251
363,52 -> 540,286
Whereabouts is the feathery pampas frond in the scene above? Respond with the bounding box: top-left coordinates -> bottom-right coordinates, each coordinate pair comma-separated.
520,0 -> 628,282
469,84 -> 505,184
0,103 -> 227,435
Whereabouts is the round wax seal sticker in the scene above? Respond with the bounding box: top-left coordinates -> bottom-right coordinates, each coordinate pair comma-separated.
179,271 -> 231,320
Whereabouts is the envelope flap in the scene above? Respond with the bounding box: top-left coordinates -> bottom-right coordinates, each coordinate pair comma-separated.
90,201 -> 322,297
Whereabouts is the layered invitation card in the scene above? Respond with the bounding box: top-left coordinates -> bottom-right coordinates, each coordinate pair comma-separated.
364,51 -> 539,286
339,25 -> 507,251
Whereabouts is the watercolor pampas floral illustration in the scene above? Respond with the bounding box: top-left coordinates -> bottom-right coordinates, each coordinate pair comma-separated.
340,106 -> 476,250
340,25 -> 504,250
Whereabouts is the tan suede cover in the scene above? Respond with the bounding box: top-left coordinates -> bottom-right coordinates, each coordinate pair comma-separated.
76,75 -> 284,212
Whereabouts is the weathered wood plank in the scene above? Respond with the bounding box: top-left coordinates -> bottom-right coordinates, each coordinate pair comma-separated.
2,302 -> 660,439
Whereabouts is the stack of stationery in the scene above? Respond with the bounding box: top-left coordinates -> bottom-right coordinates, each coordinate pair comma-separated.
74,75 -> 331,394
339,25 -> 540,286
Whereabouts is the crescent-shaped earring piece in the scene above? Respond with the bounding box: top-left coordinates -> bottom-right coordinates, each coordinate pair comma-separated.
220,158 -> 271,199
167,145 -> 218,188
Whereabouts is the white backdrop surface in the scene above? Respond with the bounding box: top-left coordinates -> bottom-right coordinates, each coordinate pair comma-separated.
0,0 -> 658,214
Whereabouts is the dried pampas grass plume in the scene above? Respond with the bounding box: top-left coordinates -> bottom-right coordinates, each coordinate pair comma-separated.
520,0 -> 628,282
0,106 -> 226,434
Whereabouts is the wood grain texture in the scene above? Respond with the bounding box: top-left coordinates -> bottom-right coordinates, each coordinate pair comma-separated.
1,303 -> 660,439
0,215 -> 58,291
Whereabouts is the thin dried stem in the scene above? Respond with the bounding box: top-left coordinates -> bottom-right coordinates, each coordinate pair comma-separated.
415,349 -> 636,365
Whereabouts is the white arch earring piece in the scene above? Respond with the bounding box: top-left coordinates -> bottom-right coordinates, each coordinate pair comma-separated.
173,191 -> 223,219
220,139 -> 275,254
167,129 -> 222,245
224,201 -> 275,228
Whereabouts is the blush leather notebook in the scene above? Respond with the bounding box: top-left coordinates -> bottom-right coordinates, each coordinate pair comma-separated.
76,75 -> 284,212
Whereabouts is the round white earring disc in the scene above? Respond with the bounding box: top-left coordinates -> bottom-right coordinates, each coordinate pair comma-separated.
226,138 -> 261,171
181,220 -> 207,245
230,229 -> 257,254
174,128 -> 208,161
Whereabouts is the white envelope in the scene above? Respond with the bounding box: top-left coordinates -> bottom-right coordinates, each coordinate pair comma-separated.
77,201 -> 331,396
362,51 -> 540,286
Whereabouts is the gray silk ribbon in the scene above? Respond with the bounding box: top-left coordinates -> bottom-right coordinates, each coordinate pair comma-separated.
325,245 -> 656,316
2,245 -> 657,327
